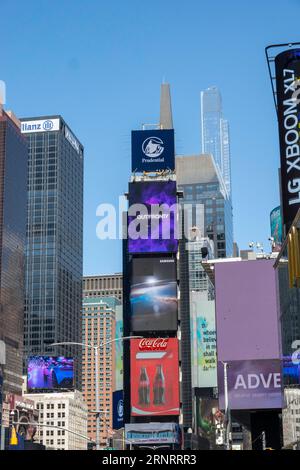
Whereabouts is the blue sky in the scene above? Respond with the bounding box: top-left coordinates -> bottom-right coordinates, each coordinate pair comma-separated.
1,0 -> 299,274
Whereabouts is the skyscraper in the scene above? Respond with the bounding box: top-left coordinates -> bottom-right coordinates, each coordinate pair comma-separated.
21,116 -> 84,388
0,108 -> 28,395
82,296 -> 118,447
176,154 -> 233,258
201,87 -> 232,196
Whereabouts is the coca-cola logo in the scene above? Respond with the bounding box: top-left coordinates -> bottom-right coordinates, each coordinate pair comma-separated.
138,338 -> 169,351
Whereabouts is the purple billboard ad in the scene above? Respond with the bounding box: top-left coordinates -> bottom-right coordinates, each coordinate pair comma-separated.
128,181 -> 178,254
215,260 -> 282,362
218,359 -> 283,410
27,356 -> 74,391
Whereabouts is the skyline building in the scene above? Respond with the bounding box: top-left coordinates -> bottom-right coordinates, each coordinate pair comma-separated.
0,107 -> 28,395
176,154 -> 234,258
21,116 -> 84,389
83,273 -> 122,302
200,86 -> 232,196
82,296 -> 119,447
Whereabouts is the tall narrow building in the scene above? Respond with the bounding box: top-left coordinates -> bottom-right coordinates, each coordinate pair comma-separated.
21,116 -> 84,389
201,87 -> 232,197
0,107 -> 28,395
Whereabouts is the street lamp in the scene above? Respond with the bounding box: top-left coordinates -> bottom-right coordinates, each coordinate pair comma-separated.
51,335 -> 142,450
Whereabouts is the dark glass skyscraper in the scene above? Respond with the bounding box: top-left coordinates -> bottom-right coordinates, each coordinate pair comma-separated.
21,116 -> 84,388
0,109 -> 28,394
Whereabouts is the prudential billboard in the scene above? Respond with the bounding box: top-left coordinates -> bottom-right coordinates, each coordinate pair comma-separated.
275,49 -> 300,232
131,129 -> 175,172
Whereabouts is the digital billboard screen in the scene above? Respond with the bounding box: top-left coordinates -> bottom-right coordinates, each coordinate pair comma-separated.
270,206 -> 282,248
283,356 -> 300,386
215,259 -> 282,362
275,49 -> 300,231
218,359 -> 283,410
130,256 -> 177,332
190,293 -> 217,388
27,356 -> 74,391
130,338 -> 180,416
131,129 -> 175,172
128,181 -> 178,254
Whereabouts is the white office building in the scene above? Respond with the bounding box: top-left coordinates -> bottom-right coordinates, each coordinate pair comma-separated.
24,390 -> 88,450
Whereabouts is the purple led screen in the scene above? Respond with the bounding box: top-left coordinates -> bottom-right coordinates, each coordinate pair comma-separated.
215,260 -> 281,362
128,181 -> 178,254
218,359 -> 283,410
27,356 -> 74,391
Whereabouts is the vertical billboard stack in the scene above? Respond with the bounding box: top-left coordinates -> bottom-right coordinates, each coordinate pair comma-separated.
123,128 -> 181,449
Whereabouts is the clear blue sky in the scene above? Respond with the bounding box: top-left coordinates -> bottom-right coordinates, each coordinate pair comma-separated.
2,0 -> 299,274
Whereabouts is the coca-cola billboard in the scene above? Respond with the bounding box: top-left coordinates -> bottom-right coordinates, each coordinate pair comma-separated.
130,338 -> 180,416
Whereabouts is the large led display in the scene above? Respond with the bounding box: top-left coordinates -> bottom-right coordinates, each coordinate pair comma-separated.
27,356 -> 74,391
128,181 -> 178,254
130,338 -> 180,416
275,49 -> 300,231
131,129 -> 175,172
130,256 -> 177,332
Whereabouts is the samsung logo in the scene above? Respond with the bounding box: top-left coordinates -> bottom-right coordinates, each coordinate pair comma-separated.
21,118 -> 60,134
159,259 -> 174,263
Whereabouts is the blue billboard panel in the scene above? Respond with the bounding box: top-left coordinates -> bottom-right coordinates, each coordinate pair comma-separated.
131,129 -> 175,172
27,356 -> 74,391
128,181 -> 178,254
113,390 -> 124,430
283,356 -> 300,386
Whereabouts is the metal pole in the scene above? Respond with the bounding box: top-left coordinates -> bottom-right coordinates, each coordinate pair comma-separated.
223,362 -> 230,450
95,346 -> 100,451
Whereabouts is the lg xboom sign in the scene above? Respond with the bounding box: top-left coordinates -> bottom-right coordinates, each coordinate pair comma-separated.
131,129 -> 175,172
275,49 -> 300,231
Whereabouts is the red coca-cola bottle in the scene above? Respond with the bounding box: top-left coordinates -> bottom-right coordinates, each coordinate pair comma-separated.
138,367 -> 150,405
153,364 -> 165,405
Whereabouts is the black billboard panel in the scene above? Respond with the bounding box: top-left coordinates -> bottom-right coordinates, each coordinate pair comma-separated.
130,256 -> 177,332
131,129 -> 175,172
128,181 -> 178,254
275,49 -> 300,231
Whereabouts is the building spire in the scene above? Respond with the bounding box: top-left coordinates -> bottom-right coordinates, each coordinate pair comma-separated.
160,83 -> 173,129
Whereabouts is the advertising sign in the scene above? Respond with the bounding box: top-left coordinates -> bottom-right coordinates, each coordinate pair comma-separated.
215,260 -> 281,362
270,206 -> 282,248
130,256 -> 177,332
130,338 -> 180,416
113,390 -> 124,430
275,49 -> 300,231
190,293 -> 217,388
115,305 -> 123,391
283,356 -> 300,385
27,356 -> 74,391
131,129 -> 175,172
194,394 -> 220,449
218,359 -> 283,410
125,422 -> 181,444
128,181 -> 178,254
21,118 -> 60,133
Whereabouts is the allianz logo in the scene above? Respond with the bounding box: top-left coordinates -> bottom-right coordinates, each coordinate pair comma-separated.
21,120 -> 54,132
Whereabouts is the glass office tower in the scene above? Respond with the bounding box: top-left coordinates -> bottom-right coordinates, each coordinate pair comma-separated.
21,116 -> 83,389
201,87 -> 232,197
0,109 -> 28,395
176,155 -> 233,258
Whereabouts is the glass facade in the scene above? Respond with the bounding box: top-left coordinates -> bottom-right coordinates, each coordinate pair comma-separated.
0,112 -> 28,394
201,87 -> 232,197
22,116 -> 83,389
178,182 -> 233,258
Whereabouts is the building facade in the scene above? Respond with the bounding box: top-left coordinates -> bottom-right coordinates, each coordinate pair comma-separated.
83,274 -> 123,302
82,296 -> 118,446
200,86 -> 232,196
0,108 -> 28,395
21,116 -> 84,388
24,390 -> 88,450
176,154 -> 233,258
